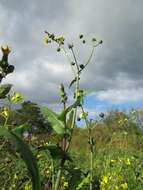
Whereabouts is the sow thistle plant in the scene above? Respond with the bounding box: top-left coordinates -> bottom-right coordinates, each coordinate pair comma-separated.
0,46 -> 41,190
42,31 -> 102,190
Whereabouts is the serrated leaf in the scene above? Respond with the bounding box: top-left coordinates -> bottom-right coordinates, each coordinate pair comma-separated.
0,84 -> 12,99
40,106 -> 65,135
0,127 -> 41,190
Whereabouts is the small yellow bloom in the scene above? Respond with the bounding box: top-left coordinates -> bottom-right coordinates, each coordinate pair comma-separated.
121,182 -> 128,189
102,175 -> 108,184
111,159 -> 116,163
63,181 -> 68,187
124,158 -> 131,165
11,92 -> 24,104
24,184 -> 31,190
44,36 -> 49,44
14,174 -> 18,180
114,186 -> 119,190
1,107 -> 9,119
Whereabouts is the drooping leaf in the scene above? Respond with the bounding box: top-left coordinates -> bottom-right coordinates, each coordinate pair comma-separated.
0,84 -> 12,99
40,106 -> 65,135
58,99 -> 80,122
0,127 -> 41,190
67,110 -> 75,128
38,144 -> 72,161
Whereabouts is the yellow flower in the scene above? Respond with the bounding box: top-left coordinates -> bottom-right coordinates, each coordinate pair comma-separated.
102,175 -> 108,184
121,182 -> 128,189
44,36 -> 49,44
14,174 -> 18,180
63,181 -> 68,187
114,186 -> 119,190
124,158 -> 131,166
111,159 -> 116,163
11,92 -> 24,104
37,154 -> 42,159
1,45 -> 11,55
1,107 -> 9,119
24,184 -> 31,190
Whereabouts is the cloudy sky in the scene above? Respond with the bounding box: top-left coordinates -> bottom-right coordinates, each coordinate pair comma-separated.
0,0 -> 143,116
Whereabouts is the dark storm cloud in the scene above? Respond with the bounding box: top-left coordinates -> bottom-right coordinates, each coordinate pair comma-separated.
0,0 -> 143,104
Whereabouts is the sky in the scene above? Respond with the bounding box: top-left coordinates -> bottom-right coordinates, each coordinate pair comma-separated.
0,0 -> 143,118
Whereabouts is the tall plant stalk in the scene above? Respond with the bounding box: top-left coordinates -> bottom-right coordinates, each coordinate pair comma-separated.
44,32 -> 102,190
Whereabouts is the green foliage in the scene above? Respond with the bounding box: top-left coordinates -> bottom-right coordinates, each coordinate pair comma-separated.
41,106 -> 65,136
0,127 -> 41,190
0,84 -> 12,99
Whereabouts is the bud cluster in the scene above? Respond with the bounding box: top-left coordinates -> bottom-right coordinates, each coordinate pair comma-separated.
60,83 -> 68,104
0,46 -> 14,82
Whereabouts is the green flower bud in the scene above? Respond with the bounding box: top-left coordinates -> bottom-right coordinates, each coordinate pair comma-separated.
79,64 -> 85,69
57,47 -> 61,52
68,43 -> 73,49
99,40 -> 103,44
71,62 -> 75,66
92,38 -> 96,42
79,34 -> 84,39
82,40 -> 86,44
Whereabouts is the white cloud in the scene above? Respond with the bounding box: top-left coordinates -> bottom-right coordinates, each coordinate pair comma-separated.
96,88 -> 143,104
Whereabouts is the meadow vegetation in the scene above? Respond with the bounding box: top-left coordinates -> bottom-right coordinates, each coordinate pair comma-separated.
0,33 -> 143,190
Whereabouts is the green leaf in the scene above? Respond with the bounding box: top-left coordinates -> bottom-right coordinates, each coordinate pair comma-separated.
0,127 -> 41,190
0,84 -> 12,99
58,99 -> 80,122
67,110 -> 75,128
38,144 -> 72,161
12,123 -> 31,138
40,106 -> 65,135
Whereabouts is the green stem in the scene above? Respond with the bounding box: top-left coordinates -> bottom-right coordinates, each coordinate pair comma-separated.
90,142 -> 93,190
54,159 -> 65,190
80,106 -> 94,190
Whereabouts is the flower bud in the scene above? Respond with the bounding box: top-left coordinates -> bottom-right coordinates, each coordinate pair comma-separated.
68,43 -> 73,49
82,40 -> 86,44
79,34 -> 84,39
79,64 -> 85,69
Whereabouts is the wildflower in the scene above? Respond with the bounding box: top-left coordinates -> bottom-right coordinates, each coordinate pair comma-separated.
124,158 -> 131,166
121,182 -> 128,189
11,92 -> 24,104
24,183 -> 31,190
102,175 -> 108,184
44,36 -> 49,44
56,36 -> 65,44
124,118 -> 128,122
114,186 -> 119,190
37,154 -> 43,159
111,159 -> 116,163
1,107 -> 9,119
14,174 -> 18,180
63,181 -> 68,187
